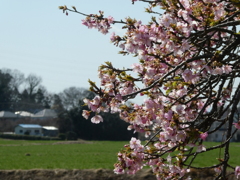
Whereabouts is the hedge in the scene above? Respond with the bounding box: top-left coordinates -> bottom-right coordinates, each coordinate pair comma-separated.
0,133 -> 61,140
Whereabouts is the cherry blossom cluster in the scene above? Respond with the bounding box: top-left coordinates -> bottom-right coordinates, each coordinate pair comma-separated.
114,137 -> 144,174
60,0 -> 240,179
82,12 -> 114,34
59,6 -> 114,34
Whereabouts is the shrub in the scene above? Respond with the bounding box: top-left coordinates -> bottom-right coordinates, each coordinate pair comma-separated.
0,133 -> 60,140
58,133 -> 66,140
66,131 -> 78,140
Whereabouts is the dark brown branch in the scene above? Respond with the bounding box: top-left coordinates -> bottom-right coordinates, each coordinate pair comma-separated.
122,53 -> 213,100
222,83 -> 240,177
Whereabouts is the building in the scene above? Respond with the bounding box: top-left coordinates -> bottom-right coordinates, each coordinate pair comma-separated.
0,111 -> 19,119
206,107 -> 240,142
31,109 -> 57,120
15,111 -> 34,118
14,124 -> 59,137
0,109 -> 57,120
42,126 -> 59,137
15,124 -> 43,136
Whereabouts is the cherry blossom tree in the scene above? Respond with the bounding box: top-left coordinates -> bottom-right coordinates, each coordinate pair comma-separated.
60,0 -> 240,179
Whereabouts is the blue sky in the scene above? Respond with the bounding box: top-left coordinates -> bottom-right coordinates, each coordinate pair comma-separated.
1,0 -> 152,96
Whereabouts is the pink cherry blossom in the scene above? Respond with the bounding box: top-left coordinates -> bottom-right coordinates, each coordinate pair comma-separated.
130,137 -> 142,150
200,132 -> 208,141
82,110 -> 90,119
160,13 -> 175,27
235,166 -> 240,179
107,16 -> 114,23
177,9 -> 190,22
182,69 -> 194,82
179,0 -> 190,9
214,166 -> 222,174
114,163 -> 124,174
212,67 -> 223,75
222,65 -> 232,74
132,63 -> 143,73
172,104 -> 186,114
91,115 -> 103,124
233,122 -> 240,129
175,131 -> 186,142
214,2 -> 225,20
110,32 -> 117,42
196,144 -> 206,152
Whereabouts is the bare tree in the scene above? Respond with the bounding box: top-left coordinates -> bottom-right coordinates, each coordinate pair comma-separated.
2,68 -> 25,91
59,87 -> 94,110
25,73 -> 42,99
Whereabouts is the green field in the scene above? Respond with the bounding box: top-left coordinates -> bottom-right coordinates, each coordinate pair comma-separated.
186,142 -> 240,168
0,139 -> 239,170
0,139 -> 127,170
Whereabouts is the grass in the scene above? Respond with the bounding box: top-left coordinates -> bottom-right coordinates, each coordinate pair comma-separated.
186,142 -> 240,168
0,139 -> 239,170
0,139 -> 127,170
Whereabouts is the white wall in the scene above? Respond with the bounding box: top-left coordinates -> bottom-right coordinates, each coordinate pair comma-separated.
14,126 -> 42,136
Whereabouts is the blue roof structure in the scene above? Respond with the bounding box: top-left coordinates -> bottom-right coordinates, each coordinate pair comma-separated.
18,124 -> 42,128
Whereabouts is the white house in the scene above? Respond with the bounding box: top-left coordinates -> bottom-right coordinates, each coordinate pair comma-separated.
14,124 -> 59,137
15,124 -> 43,136
206,107 -> 240,142
207,120 -> 240,142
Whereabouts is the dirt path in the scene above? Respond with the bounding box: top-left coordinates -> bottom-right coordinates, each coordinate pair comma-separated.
0,169 -> 237,180
0,169 -> 156,180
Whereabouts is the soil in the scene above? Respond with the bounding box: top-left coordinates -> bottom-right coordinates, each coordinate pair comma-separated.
0,169 -> 156,180
0,168 -> 237,180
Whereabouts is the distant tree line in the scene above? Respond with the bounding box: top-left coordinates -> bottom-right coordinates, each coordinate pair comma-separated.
0,68 -> 50,112
0,68 -> 136,140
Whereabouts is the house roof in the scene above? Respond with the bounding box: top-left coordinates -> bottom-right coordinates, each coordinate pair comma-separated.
42,126 -> 58,130
18,124 -> 42,128
15,111 -> 34,117
32,109 -> 57,118
0,111 -> 19,118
